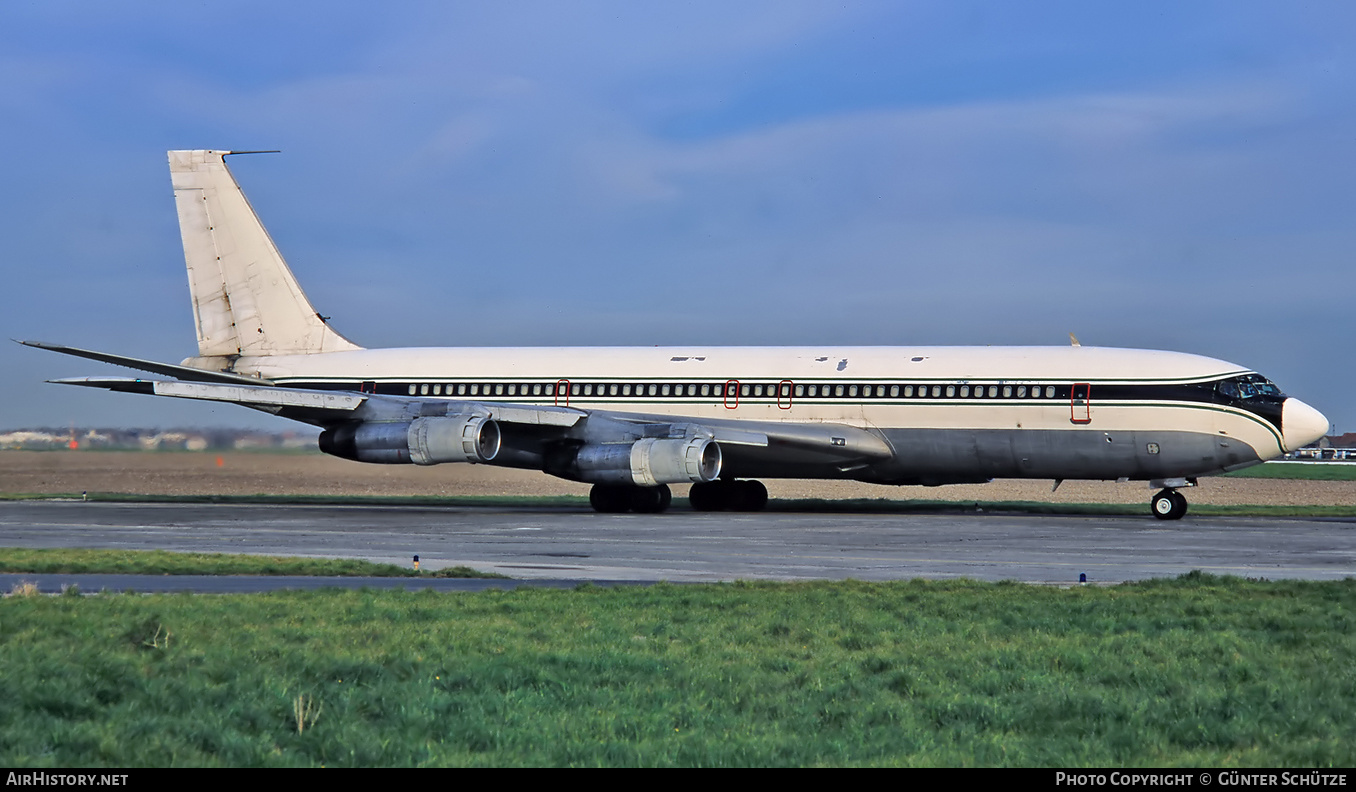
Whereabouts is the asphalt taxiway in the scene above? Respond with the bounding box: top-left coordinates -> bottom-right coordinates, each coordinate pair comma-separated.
1,500 -> 1352,591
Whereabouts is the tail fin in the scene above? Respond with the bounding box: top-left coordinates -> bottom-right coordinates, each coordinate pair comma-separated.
169,150 -> 362,359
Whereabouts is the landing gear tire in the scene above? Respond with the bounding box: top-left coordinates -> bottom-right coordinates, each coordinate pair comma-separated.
630,484 -> 672,514
731,480 -> 768,512
1151,489 -> 1188,521
688,481 -> 722,512
688,480 -> 769,512
589,484 -> 671,514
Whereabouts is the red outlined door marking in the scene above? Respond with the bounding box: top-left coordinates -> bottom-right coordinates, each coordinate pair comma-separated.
1070,383 -> 1091,424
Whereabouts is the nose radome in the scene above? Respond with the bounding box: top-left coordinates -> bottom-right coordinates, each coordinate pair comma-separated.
1282,399 -> 1329,452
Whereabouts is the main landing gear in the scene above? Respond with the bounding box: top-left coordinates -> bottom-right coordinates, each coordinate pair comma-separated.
585,480 -> 772,514
689,480 -> 769,512
1151,488 -> 1189,521
589,483 -> 672,514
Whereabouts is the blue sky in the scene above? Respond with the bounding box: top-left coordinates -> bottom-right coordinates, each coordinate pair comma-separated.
2,1 -> 1353,432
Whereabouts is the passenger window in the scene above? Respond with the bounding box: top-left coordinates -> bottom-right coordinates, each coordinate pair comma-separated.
419,384 -> 428,395
960,385 -> 969,397
701,384 -> 710,397
648,384 -> 657,396
1045,386 -> 1055,398
494,384 -> 503,396
741,384 -> 750,397
904,385 -> 914,397
661,384 -> 671,396
795,384 -> 804,397
834,385 -> 844,397
507,384 -> 516,396
571,384 -> 580,396
890,385 -> 899,397
623,384 -> 632,396
408,385 -> 417,395
946,385 -> 956,397
1002,386 -> 1011,398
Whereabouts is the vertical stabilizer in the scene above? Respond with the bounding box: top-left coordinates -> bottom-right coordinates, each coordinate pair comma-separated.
169,150 -> 362,358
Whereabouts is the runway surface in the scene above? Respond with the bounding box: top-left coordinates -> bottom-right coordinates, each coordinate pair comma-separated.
2,500 -> 1353,591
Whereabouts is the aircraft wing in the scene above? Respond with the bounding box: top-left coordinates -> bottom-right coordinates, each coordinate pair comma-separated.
48,375 -> 589,429
32,341 -> 892,476
48,374 -> 888,472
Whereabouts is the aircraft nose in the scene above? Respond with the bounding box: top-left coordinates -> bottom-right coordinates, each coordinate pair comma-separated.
1282,398 -> 1329,452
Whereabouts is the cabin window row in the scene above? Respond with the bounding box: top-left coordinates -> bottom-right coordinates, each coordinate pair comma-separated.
402,382 -> 1063,399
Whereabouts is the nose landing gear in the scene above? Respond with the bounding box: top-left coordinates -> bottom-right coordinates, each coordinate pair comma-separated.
1151,488 -> 1188,520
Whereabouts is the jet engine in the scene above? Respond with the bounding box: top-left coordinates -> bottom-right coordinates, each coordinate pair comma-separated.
319,415 -> 501,465
568,436 -> 722,486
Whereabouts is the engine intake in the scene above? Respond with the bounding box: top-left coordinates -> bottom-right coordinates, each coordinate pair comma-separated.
570,436 -> 722,486
319,415 -> 500,465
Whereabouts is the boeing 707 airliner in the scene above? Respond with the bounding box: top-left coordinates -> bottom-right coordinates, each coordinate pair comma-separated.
23,150 -> 1330,519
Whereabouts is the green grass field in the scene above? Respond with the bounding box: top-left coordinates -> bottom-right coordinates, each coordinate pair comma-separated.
0,548 -> 503,578
2,573 -> 1352,767
1224,462 -> 1356,481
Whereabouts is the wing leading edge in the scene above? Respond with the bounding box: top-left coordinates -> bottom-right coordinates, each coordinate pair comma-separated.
30,341 -> 893,487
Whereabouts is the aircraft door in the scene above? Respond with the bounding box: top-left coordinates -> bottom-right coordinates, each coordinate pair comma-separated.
724,380 -> 740,409
1070,383 -> 1091,424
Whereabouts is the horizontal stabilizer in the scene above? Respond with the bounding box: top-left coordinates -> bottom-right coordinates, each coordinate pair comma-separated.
20,340 -> 268,385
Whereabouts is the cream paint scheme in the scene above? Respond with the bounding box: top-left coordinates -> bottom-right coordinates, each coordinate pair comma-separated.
253,345 -> 1283,452
24,150 -> 1329,518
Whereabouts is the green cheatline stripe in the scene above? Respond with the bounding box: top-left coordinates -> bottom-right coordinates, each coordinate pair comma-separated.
280,372 -> 1251,386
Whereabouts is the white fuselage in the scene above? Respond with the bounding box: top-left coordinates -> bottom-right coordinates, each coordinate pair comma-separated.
220,343 -> 1323,485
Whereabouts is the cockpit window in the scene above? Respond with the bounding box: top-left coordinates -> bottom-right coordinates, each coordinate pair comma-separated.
1217,374 -> 1285,401
1240,374 -> 1284,398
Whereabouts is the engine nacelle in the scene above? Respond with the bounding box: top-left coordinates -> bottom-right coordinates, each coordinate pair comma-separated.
319,415 -> 501,465
571,436 -> 722,486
